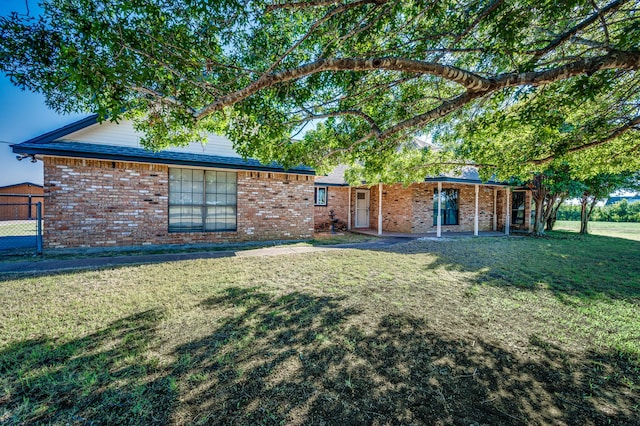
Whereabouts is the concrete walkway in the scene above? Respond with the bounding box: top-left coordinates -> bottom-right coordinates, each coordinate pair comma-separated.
0,238 -> 410,275
352,229 -> 507,238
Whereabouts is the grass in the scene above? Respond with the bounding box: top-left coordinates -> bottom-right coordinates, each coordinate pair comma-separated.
554,220 -> 640,241
0,232 -> 375,263
0,220 -> 37,237
1,233 -> 639,424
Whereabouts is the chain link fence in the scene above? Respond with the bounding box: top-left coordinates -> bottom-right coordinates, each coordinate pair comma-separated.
0,202 -> 42,256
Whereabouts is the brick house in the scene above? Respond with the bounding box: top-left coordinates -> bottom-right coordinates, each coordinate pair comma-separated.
314,166 -> 532,236
12,115 -> 315,249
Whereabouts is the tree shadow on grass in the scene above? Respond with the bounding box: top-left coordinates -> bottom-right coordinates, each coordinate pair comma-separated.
2,289 -> 638,425
0,309 -> 174,425
171,288 -> 639,425
378,234 -> 640,302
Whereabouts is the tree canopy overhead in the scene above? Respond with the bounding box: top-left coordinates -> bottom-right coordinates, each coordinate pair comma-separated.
1,0 -> 639,179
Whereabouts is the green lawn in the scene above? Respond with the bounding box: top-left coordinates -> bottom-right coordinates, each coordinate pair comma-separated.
1,235 -> 639,424
554,220 -> 640,241
0,220 -> 37,237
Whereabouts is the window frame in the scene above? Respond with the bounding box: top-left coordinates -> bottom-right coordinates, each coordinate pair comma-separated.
433,188 -> 460,226
168,168 -> 238,233
314,186 -> 328,206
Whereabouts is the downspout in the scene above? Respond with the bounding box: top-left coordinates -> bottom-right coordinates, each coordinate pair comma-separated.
378,183 -> 383,236
474,184 -> 479,236
347,186 -> 351,230
437,181 -> 442,238
505,187 -> 510,235
493,188 -> 497,231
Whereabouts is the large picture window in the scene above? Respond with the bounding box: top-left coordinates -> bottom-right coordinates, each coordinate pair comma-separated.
169,168 -> 237,232
433,188 -> 459,226
511,191 -> 526,225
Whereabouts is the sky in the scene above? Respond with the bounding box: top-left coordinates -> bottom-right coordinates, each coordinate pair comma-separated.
0,0 -> 88,187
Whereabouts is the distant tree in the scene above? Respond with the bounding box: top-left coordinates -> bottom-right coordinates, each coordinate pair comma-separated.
575,172 -> 640,233
0,0 -> 639,177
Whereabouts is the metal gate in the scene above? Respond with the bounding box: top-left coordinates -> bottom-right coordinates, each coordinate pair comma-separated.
0,202 -> 42,255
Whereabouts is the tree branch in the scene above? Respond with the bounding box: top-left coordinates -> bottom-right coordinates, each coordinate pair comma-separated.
297,109 -> 382,134
194,50 -> 640,149
263,0 -> 381,76
494,50 -> 640,88
529,115 -> 640,165
130,86 -> 196,114
526,0 -> 627,64
265,0 -> 343,12
590,0 -> 611,46
195,58 -> 491,119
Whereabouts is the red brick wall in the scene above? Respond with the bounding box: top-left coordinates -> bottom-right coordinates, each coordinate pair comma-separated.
380,184 -> 413,233
411,184 -> 433,233
314,186 -> 349,231
496,189 -> 507,232
43,158 -> 314,249
360,182 -> 506,234
369,185 -> 380,230
412,183 -> 498,233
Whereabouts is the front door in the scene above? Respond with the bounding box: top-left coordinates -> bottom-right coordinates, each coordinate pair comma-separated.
355,190 -> 370,228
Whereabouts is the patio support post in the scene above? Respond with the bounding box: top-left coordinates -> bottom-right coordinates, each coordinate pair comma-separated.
347,186 -> 351,230
474,184 -> 479,236
378,183 -> 383,236
437,181 -> 442,238
505,187 -> 511,235
493,188 -> 497,231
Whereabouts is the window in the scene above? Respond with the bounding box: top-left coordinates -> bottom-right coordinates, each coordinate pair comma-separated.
512,192 -> 525,225
169,168 -> 237,232
433,188 -> 459,225
315,186 -> 327,206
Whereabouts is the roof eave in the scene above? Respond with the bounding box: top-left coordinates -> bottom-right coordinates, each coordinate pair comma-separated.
15,114 -> 100,146
424,177 -> 508,186
12,144 -> 316,175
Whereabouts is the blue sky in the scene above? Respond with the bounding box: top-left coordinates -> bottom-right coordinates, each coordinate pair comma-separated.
0,1 -> 87,186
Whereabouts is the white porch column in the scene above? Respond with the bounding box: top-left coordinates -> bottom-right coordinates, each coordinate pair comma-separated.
474,184 -> 479,236
378,183 -> 383,235
493,188 -> 497,231
505,187 -> 511,235
347,186 -> 352,230
437,181 -> 442,238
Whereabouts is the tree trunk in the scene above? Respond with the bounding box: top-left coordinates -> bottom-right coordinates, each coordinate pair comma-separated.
545,194 -> 566,231
532,193 -> 546,236
530,174 -> 549,236
579,194 -> 597,234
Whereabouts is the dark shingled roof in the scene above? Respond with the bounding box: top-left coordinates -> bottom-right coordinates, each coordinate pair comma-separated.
12,141 -> 315,175
0,182 -> 43,190
424,166 -> 505,185
316,165 -> 506,186
11,113 -> 314,175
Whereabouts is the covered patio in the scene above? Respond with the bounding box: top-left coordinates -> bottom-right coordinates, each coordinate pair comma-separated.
351,228 -> 508,239
314,166 -> 533,237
